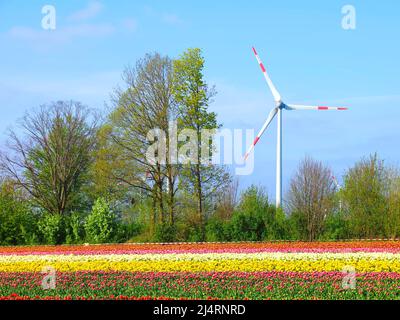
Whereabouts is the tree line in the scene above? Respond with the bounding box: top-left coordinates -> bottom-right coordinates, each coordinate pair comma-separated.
0,48 -> 399,245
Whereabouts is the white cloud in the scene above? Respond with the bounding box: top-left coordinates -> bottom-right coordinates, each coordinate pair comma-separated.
7,23 -> 116,46
67,1 -> 104,21
0,70 -> 121,138
4,1 -> 138,49
121,18 -> 138,32
162,13 -> 183,25
210,79 -> 271,125
327,94 -> 400,105
143,5 -> 155,16
144,6 -> 183,25
0,70 -> 121,111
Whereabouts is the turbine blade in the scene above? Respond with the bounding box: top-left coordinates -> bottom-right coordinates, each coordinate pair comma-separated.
244,107 -> 278,160
331,173 -> 341,190
252,47 -> 281,103
286,104 -> 348,111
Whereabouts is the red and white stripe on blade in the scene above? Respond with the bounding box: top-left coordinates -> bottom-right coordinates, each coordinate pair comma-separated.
287,104 -> 348,111
252,47 -> 281,103
244,107 -> 278,160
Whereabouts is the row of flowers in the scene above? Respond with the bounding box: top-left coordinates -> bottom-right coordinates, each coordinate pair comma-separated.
1,242 -> 399,299
0,252 -> 400,272
0,241 -> 399,255
0,271 -> 399,300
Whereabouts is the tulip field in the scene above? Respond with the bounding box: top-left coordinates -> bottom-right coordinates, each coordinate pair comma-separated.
0,241 -> 399,300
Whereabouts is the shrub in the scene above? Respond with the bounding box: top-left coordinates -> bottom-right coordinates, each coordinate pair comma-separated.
154,223 -> 177,242
84,198 -> 117,243
0,181 -> 39,245
206,186 -> 295,242
230,212 -> 265,241
265,207 -> 293,240
185,224 -> 205,242
227,185 -> 271,241
65,212 -> 85,244
37,214 -> 63,244
342,153 -> 387,238
320,212 -> 350,240
0,208 -> 38,245
287,211 -> 308,241
114,221 -> 143,243
205,217 -> 231,241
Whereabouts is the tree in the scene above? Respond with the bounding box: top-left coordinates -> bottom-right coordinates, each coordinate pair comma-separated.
172,48 -> 231,239
206,185 -> 290,241
342,153 -> 387,238
107,53 -> 179,233
213,179 -> 239,221
230,186 -> 273,241
0,101 -> 98,216
88,124 -> 124,199
0,178 -> 37,245
287,157 -> 335,241
37,213 -> 63,244
85,197 -> 117,243
386,167 -> 400,239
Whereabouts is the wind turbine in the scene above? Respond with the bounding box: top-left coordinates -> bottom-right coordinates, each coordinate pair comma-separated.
331,174 -> 343,211
331,174 -> 342,191
244,47 -> 348,208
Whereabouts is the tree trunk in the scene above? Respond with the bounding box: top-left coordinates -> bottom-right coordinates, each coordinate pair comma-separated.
168,176 -> 174,225
151,187 -> 157,235
195,163 -> 204,240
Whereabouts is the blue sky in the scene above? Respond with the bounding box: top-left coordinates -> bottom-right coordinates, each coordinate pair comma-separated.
0,0 -> 399,202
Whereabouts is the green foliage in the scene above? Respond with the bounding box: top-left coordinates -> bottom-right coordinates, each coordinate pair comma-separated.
172,48 -> 231,241
320,212 -> 350,240
286,156 -> 335,241
154,223 -> 178,243
284,214 -> 302,241
288,211 -> 308,241
0,183 -> 38,245
2,49 -> 400,245
114,221 -> 143,243
87,124 -> 129,201
342,153 -> 387,238
230,186 -> 278,241
205,186 -> 293,242
84,198 -> 117,243
186,225 -> 205,242
65,212 -> 85,244
386,168 -> 400,238
172,48 -> 218,131
37,214 -> 63,245
273,207 -> 294,240
229,212 -> 265,241
205,217 -> 231,241
5,102 -> 98,216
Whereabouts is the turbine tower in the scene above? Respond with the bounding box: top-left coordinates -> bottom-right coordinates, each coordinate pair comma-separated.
331,174 -> 343,211
244,47 -> 348,208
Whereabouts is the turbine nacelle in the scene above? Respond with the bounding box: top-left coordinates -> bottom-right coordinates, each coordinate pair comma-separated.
280,102 -> 290,110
